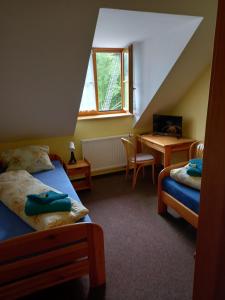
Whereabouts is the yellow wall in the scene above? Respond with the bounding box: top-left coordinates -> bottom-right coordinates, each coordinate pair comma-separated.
0,136 -> 74,163
0,115 -> 142,165
170,65 -> 211,140
0,67 -> 211,168
74,115 -> 136,160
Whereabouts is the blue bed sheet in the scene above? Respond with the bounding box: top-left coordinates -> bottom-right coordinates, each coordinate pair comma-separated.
162,176 -> 200,214
0,160 -> 91,241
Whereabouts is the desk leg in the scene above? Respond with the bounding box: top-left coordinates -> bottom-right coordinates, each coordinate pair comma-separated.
153,151 -> 161,166
164,147 -> 171,167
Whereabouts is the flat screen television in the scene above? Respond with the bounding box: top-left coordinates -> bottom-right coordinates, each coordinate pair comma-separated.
153,114 -> 182,138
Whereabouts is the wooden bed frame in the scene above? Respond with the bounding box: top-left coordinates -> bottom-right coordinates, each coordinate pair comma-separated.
0,154 -> 106,299
157,141 -> 204,229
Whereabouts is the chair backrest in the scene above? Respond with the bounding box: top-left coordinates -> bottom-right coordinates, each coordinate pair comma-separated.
189,141 -> 204,159
121,137 -> 136,163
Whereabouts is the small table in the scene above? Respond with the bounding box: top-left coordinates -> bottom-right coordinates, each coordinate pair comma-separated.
140,134 -> 195,167
65,159 -> 92,191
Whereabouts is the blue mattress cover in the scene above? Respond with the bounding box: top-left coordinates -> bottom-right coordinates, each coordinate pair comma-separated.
0,160 -> 91,241
162,176 -> 200,214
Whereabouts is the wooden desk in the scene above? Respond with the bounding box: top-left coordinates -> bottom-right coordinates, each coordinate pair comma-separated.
140,134 -> 195,167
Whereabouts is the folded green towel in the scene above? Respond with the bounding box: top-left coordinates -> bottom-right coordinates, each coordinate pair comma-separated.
187,167 -> 202,177
25,197 -> 72,216
27,191 -> 68,204
186,158 -> 203,177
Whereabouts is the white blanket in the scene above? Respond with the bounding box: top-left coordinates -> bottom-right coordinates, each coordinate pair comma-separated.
170,165 -> 201,190
0,170 -> 89,231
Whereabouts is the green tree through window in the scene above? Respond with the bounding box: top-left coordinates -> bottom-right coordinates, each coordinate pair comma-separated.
96,52 -> 122,111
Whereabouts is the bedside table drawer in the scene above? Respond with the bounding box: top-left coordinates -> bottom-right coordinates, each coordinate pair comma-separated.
65,159 -> 92,191
67,166 -> 89,176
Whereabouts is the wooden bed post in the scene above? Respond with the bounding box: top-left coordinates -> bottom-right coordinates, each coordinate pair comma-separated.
0,223 -> 106,299
87,223 -> 106,288
157,169 -> 167,214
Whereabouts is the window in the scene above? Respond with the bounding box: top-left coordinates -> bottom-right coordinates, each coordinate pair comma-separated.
79,46 -> 132,116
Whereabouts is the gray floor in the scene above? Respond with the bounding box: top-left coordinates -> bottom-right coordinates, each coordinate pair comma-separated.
24,169 -> 196,300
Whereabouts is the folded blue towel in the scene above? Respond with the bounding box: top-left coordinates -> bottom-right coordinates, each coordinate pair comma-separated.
25,197 -> 72,216
186,158 -> 203,177
27,191 -> 68,204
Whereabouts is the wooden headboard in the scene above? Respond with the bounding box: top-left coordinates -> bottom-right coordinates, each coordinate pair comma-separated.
0,154 -> 64,173
189,141 -> 204,159
49,154 -> 63,163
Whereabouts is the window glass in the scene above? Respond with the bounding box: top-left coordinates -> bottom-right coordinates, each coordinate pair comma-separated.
96,52 -> 122,112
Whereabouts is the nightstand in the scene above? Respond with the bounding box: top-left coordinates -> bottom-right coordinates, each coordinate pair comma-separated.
65,159 -> 92,191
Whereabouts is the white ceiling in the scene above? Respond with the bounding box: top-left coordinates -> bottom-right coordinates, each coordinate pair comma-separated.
93,8 -> 203,48
92,8 -> 203,127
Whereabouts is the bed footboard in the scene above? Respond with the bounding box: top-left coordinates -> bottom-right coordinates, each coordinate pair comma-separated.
0,223 -> 105,299
158,161 -> 188,214
161,191 -> 198,228
158,161 -> 199,228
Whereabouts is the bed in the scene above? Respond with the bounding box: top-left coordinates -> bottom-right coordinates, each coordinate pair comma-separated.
157,141 -> 204,228
0,154 -> 106,299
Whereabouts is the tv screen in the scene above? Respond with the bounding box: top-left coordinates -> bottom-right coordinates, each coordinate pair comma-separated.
153,114 -> 182,137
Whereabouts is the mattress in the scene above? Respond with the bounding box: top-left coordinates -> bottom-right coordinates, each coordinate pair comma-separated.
162,176 -> 200,214
0,160 -> 91,241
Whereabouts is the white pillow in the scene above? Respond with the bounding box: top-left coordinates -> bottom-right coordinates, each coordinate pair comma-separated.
170,165 -> 201,190
0,170 -> 89,231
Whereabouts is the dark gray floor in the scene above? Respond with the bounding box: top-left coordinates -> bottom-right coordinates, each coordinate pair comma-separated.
24,170 -> 196,300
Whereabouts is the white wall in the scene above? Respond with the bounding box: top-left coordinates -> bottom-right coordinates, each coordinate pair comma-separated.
133,16 -> 203,124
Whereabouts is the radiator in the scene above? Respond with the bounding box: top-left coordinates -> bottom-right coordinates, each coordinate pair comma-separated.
81,135 -> 129,172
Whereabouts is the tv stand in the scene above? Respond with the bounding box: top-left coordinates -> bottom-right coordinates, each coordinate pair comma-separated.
140,134 -> 195,167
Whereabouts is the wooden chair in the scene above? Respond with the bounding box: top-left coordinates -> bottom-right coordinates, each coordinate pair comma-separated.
121,137 -> 155,189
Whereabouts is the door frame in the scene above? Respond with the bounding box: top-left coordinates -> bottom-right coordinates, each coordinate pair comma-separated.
193,0 -> 225,299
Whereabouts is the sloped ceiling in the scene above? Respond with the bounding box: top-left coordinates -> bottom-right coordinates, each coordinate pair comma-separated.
0,0 -> 217,141
134,16 -> 215,129
83,9 -> 202,120
131,14 -> 202,125
0,1 -> 99,141
93,9 -> 201,48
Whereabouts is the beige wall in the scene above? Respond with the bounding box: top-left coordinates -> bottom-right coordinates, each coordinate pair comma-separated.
0,67 -> 211,170
74,116 -> 135,160
0,1 -> 217,142
170,65 -> 211,141
0,115 -> 145,166
0,136 -> 74,164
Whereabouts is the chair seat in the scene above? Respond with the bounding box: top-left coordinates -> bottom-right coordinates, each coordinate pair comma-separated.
121,137 -> 155,188
130,153 -> 154,163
